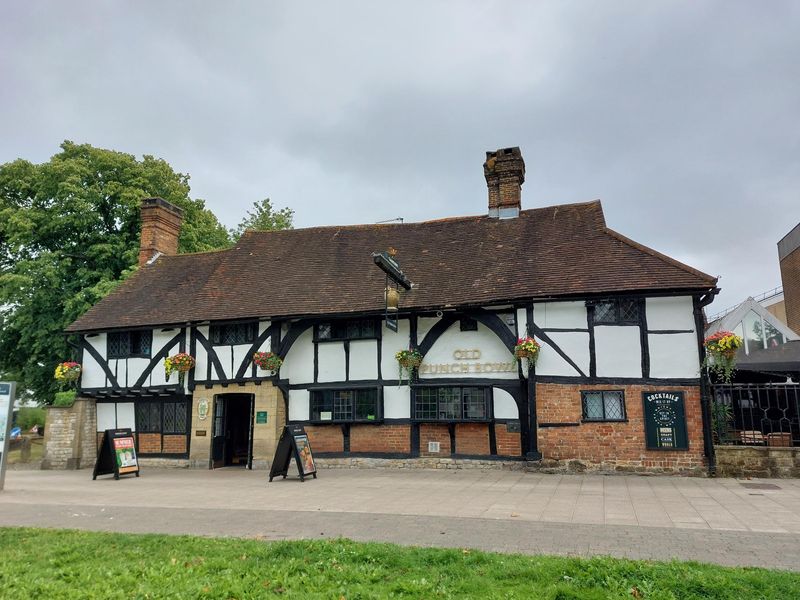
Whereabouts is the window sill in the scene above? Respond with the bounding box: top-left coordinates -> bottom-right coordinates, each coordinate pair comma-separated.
109,354 -> 152,360
412,419 -> 493,424
308,420 -> 383,425
581,419 -> 628,424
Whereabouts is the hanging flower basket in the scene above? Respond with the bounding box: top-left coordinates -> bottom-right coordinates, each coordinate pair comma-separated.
253,351 -> 282,374
396,348 -> 423,384
164,353 -> 195,383
703,331 -> 743,383
54,361 -> 82,384
513,337 -> 541,365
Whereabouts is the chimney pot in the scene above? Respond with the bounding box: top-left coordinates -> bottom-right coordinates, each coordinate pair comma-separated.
484,146 -> 525,218
138,197 -> 184,267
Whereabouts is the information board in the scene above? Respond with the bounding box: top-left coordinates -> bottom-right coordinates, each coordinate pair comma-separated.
93,428 -> 140,480
642,391 -> 688,451
0,382 -> 16,491
268,424 -> 317,482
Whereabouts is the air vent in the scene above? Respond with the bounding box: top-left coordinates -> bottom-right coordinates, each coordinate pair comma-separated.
428,441 -> 441,453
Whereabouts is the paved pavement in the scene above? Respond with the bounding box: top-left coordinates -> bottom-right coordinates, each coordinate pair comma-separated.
2,467 -> 800,571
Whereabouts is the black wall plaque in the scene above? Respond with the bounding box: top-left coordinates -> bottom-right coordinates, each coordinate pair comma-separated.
93,428 -> 140,480
642,391 -> 688,451
268,424 -> 318,482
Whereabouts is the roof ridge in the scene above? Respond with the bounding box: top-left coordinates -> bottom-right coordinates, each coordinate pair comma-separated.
603,227 -> 717,285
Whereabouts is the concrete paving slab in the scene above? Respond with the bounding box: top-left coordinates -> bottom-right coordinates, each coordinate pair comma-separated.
0,468 -> 799,570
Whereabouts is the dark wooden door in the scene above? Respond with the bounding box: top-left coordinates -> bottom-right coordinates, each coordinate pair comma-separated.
211,396 -> 226,468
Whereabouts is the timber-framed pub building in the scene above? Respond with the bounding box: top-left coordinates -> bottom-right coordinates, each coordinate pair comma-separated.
65,147 -> 719,474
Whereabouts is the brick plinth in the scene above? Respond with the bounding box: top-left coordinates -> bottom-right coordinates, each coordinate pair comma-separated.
350,424 -> 410,453
455,423 -> 490,455
495,423 -> 521,456
420,424 -> 451,456
536,383 -> 706,473
305,425 -> 344,453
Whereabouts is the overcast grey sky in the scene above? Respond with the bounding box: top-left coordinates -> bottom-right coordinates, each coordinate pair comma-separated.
2,1 -> 798,313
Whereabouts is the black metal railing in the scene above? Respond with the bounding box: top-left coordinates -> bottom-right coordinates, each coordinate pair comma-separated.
712,383 -> 800,447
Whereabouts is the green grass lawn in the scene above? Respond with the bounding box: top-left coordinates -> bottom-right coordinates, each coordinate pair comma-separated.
0,528 -> 797,599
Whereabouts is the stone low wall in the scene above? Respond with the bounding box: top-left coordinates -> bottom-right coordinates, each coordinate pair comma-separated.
715,445 -> 800,478
42,398 -> 97,470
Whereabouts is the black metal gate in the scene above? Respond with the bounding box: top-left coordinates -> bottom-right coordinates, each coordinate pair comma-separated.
711,383 -> 800,447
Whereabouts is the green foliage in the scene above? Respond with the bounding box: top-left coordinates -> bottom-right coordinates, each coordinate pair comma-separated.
0,529 -> 797,599
0,141 -> 233,403
14,407 -> 45,430
53,391 -> 77,407
233,197 -> 293,239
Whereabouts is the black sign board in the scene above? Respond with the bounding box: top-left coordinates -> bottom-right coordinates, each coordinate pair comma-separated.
93,428 -> 140,480
372,252 -> 412,290
642,391 -> 688,451
268,424 -> 318,482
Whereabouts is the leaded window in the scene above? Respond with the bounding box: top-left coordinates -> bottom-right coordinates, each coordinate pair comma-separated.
315,319 -> 378,341
209,322 -> 257,345
107,330 -> 152,359
135,400 -> 189,434
310,389 -> 379,422
414,387 -> 490,421
582,390 -> 626,421
591,299 -> 640,325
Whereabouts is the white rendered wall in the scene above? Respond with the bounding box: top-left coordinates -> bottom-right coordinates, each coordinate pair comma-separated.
193,325 -> 210,383
317,343 -> 346,383
349,340 -> 378,380
420,321 -> 516,380
383,385 -> 411,419
535,332 -> 591,377
534,301 -> 588,329
646,297 -> 696,330
283,327 -> 314,383
126,358 -> 149,386
648,333 -> 700,378
82,334 -> 107,388
381,319 -> 411,381
96,403 -> 117,431
516,308 -> 527,337
288,389 -> 310,421
594,326 -> 642,377
492,388 -> 518,419
116,402 -> 136,430
417,317 -> 437,342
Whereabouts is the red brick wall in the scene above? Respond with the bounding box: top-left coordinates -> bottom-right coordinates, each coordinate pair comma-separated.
419,424 -> 451,456
162,435 -> 187,454
304,425 -> 344,453
455,423 -> 490,455
350,424 -> 410,453
536,383 -> 705,470
495,424 -> 521,456
780,247 -> 800,333
138,433 -> 162,454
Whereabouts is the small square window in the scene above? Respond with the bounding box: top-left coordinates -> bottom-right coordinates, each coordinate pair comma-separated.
582,390 -> 626,422
591,299 -> 639,325
460,318 -> 478,332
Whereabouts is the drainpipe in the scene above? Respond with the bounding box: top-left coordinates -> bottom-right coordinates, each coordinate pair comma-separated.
694,290 -> 720,476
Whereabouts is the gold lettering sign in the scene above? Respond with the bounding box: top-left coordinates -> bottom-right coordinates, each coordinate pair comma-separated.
419,350 -> 516,374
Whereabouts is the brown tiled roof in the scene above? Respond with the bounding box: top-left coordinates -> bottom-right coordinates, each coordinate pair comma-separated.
66,201 -> 717,332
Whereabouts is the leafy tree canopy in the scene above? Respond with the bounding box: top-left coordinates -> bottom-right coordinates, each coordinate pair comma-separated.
233,198 -> 294,239
0,141 -> 235,402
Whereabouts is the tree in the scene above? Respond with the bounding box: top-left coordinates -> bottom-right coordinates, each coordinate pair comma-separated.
233,198 -> 293,239
0,141 -> 232,403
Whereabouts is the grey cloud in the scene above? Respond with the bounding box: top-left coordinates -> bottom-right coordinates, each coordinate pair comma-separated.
1,1 -> 798,311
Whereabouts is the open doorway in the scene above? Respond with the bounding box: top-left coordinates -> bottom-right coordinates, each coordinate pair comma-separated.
211,394 -> 254,468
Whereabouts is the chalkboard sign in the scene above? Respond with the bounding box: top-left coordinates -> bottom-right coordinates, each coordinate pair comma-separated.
268,424 -> 317,482
93,428 -> 140,480
642,391 -> 688,451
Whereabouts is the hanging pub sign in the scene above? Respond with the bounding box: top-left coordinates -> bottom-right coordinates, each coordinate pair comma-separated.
93,428 -> 140,480
642,391 -> 688,450
268,424 -> 318,482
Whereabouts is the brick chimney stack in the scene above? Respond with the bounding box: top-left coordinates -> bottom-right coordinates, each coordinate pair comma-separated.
778,222 -> 800,333
484,147 -> 525,218
138,197 -> 184,267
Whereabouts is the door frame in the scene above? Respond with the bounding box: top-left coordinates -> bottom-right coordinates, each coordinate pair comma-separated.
210,393 -> 256,469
